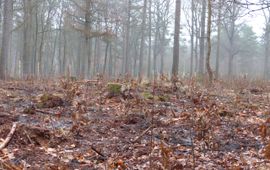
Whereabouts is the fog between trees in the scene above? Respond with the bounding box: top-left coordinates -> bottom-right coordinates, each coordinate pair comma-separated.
0,0 -> 269,80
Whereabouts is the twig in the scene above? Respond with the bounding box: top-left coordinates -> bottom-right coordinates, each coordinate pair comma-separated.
23,130 -> 33,145
91,146 -> 107,159
132,125 -> 153,143
0,122 -> 17,150
0,112 -> 12,117
35,109 -> 53,115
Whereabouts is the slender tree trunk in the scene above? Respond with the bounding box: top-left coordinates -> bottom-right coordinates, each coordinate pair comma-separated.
50,31 -> 58,75
124,0 -> 131,75
138,0 -> 147,82
228,3 -> 236,76
160,28 -> 166,75
190,0 -> 195,77
108,44 -> 113,77
103,42 -> 110,75
33,3 -> 38,76
22,0 -> 33,76
206,0 -> 213,83
96,38 -> 101,74
195,30 -> 199,74
94,37 -> 100,75
199,0 -> 206,75
77,38 -> 82,76
63,26 -> 67,76
0,0 -> 13,79
147,0 -> 152,78
172,0 -> 181,79
58,7 -> 64,75
85,0 -> 92,78
264,23 -> 270,79
215,0 -> 222,79
38,29 -> 44,76
153,23 -> 159,79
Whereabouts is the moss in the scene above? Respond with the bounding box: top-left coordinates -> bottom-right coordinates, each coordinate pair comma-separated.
218,110 -> 233,117
140,81 -> 151,87
23,106 -> 36,114
158,95 -> 170,102
36,103 -> 44,109
40,93 -> 50,102
63,76 -> 77,82
107,83 -> 122,95
69,76 -> 77,81
142,92 -> 154,100
37,93 -> 64,108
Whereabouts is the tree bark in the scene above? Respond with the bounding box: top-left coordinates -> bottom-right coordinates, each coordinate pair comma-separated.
190,0 -> 195,77
123,0 -> 131,75
0,0 -> 13,79
22,0 -> 33,77
85,0 -> 92,78
172,0 -> 181,79
147,0 -> 152,79
206,0 -> 213,83
264,23 -> 270,79
138,0 -> 147,82
215,0 -> 222,79
228,3 -> 236,76
199,0 -> 206,75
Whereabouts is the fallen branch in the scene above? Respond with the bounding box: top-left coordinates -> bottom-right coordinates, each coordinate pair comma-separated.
0,122 -> 17,150
132,125 -> 153,143
0,158 -> 22,170
0,112 -> 11,117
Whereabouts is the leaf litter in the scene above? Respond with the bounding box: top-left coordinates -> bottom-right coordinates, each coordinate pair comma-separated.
0,78 -> 270,169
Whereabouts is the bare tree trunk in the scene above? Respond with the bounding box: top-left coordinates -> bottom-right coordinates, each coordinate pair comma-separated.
22,0 -> 33,76
215,0 -> 222,79
124,0 -> 131,75
153,24 -> 159,79
147,0 -> 152,79
96,38 -> 101,74
190,0 -> 195,77
172,0 -> 181,79
77,38 -> 82,76
33,3 -> 38,76
58,7 -> 64,75
85,0 -> 92,78
138,0 -> 147,82
0,0 -> 13,79
195,30 -> 199,74
108,44 -> 113,77
160,32 -> 165,75
103,42 -> 109,75
206,0 -> 213,83
264,23 -> 270,79
50,31 -> 58,75
153,2 -> 160,80
227,2 -> 236,76
94,37 -> 100,75
63,26 -> 67,76
199,0 -> 206,75
38,28 -> 44,77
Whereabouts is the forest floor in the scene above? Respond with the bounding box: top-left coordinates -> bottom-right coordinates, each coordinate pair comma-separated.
0,78 -> 270,169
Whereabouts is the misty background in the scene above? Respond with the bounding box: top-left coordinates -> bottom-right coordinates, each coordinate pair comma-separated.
0,0 -> 269,80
